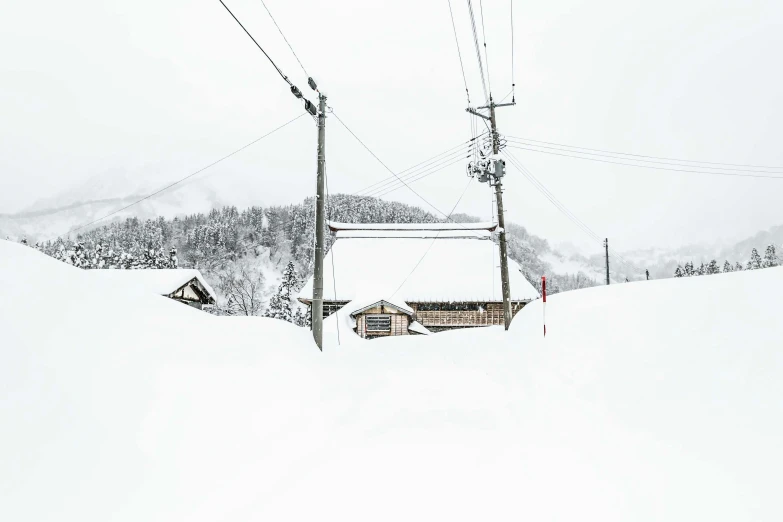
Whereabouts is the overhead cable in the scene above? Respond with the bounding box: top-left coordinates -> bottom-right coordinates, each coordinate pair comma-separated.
478,0 -> 492,97
447,0 -> 471,104
331,111 -> 459,222
466,0 -> 489,102
506,143 -> 783,180
218,0 -> 293,86
58,113 -> 307,238
506,136 -> 783,172
502,150 -> 644,276
258,0 -> 310,79
390,177 -> 474,298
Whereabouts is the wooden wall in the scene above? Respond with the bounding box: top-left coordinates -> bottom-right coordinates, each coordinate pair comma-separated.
411,302 -> 526,329
355,312 -> 410,339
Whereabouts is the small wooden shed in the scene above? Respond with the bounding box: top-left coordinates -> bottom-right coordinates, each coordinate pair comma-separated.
348,298 -> 431,339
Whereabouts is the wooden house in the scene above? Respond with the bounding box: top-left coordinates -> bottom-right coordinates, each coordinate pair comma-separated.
347,298 -> 431,339
298,222 -> 540,337
89,269 -> 217,310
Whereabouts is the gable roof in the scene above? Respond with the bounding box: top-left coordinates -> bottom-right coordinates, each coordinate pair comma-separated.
299,224 -> 539,303
346,298 -> 415,317
88,269 -> 217,302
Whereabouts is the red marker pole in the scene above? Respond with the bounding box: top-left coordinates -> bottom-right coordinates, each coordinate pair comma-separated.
542,276 -> 547,337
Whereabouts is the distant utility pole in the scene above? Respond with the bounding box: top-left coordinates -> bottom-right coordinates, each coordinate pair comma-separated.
604,238 -> 610,285
467,98 -> 515,330
312,88 -> 326,351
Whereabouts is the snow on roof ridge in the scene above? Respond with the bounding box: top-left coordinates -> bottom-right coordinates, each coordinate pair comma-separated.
88,268 -> 217,301
335,230 -> 491,239
327,221 -> 498,232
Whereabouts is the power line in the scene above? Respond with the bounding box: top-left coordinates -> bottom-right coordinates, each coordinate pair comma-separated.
390,177 -> 474,298
506,136 -> 783,172
466,0 -> 489,102
58,113 -> 307,239
331,111 -> 458,222
478,0 -> 492,97
353,140 -> 473,197
447,0 -> 470,104
507,137 -> 783,174
373,155 -> 470,198
361,148 -> 472,198
218,0 -> 293,87
501,149 -> 644,277
505,143 -> 783,180
258,0 -> 310,79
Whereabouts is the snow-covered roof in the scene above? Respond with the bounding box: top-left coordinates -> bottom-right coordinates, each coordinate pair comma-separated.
328,221 -> 498,232
335,230 -> 491,239
408,321 -> 432,335
345,297 -> 415,317
88,268 -> 217,302
299,232 -> 540,303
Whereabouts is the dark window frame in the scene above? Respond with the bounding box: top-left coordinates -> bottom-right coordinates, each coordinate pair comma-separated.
366,314 -> 392,332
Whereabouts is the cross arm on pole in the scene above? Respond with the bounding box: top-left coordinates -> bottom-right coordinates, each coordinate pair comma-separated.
465,107 -> 492,120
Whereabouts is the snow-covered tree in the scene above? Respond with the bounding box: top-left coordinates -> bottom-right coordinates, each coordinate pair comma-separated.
707,259 -> 720,275
674,266 -> 684,278
735,261 -> 744,272
265,262 -> 300,322
683,261 -> 695,277
748,248 -> 763,270
723,260 -> 733,273
763,244 -> 778,268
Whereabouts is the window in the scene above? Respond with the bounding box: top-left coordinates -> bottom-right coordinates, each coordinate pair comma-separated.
366,314 -> 392,332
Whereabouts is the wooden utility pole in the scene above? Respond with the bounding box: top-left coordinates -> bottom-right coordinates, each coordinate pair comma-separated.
489,104 -> 512,330
467,98 -> 515,330
312,92 -> 327,350
604,238 -> 610,285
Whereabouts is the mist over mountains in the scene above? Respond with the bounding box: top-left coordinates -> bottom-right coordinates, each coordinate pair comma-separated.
3,177 -> 781,288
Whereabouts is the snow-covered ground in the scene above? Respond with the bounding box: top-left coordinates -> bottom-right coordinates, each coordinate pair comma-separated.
1,239 -> 781,521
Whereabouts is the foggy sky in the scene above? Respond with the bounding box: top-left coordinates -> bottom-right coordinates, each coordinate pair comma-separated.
1,0 -> 781,252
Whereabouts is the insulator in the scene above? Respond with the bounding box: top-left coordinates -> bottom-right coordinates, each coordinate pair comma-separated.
304,99 -> 317,116
291,85 -> 303,99
308,77 -> 318,91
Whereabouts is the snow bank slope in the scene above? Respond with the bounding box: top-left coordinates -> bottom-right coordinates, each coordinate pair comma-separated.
1,240 -> 782,521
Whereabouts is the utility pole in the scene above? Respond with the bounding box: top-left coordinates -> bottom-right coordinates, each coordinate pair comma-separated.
604,238 -> 610,285
312,92 -> 327,350
467,98 -> 515,330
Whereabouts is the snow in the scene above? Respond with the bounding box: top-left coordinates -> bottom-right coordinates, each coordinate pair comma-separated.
299,235 -> 540,303
2,239 -> 783,521
335,229 -> 491,239
328,221 -> 497,231
87,267 -> 217,301
342,296 -> 415,316
407,320 -> 432,335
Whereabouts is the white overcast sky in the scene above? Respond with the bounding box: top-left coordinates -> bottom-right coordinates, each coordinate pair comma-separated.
1,0 -> 781,251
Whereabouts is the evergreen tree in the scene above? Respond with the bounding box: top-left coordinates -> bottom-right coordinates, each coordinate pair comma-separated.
763,244 -> 778,268
265,262 -> 299,322
735,261 -> 744,272
748,248 -> 763,270
674,266 -> 684,278
707,259 -> 720,275
683,261 -> 695,277
723,260 -> 733,273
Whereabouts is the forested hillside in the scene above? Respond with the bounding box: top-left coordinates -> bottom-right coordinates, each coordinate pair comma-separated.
32,195 -> 600,316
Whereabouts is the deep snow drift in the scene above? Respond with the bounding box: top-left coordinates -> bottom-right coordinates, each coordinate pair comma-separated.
1,239 -> 781,521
